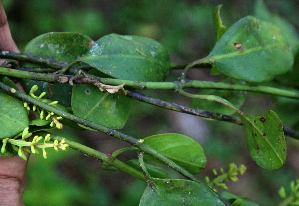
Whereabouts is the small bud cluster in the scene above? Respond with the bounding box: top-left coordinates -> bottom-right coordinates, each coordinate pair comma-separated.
279,179 -> 299,205
205,163 -> 247,191
23,85 -> 63,129
1,127 -> 69,160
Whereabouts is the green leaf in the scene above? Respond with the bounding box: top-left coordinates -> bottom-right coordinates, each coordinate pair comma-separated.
139,178 -> 224,206
143,133 -> 206,174
20,32 -> 94,107
72,84 -> 133,129
123,159 -> 170,179
213,5 -> 228,41
190,79 -> 245,115
207,16 -> 293,82
0,81 -> 29,140
0,98 -> 25,136
76,33 -> 170,82
29,119 -> 51,127
221,192 -> 259,206
241,110 -> 286,169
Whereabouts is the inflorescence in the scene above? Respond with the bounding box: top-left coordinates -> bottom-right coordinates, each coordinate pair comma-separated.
0,85 -> 69,160
24,85 -> 63,129
1,127 -> 69,160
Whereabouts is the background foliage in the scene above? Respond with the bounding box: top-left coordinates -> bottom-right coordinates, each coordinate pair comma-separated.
2,0 -> 299,205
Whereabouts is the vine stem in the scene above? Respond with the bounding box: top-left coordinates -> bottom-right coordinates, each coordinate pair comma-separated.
0,81 -> 229,205
0,51 -> 67,69
1,66 -> 299,99
44,133 -> 146,181
125,90 -> 243,125
1,67 -> 299,139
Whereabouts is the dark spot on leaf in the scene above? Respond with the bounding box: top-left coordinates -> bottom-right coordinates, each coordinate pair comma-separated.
233,42 -> 242,49
278,139 -> 281,143
254,133 -> 257,136
85,89 -> 90,94
283,148 -> 286,152
282,136 -> 284,140
256,145 -> 259,150
263,133 -> 266,137
253,120 -> 257,123
260,117 -> 265,123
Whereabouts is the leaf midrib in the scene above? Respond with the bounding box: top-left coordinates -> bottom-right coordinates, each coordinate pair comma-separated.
210,43 -> 278,61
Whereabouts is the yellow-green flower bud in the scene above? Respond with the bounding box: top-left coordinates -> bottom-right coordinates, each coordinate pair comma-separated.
18,147 -> 27,161
37,92 -> 46,100
48,101 -> 58,106
45,134 -> 51,142
40,110 -> 45,120
1,138 -> 8,153
29,85 -> 38,94
42,148 -> 48,159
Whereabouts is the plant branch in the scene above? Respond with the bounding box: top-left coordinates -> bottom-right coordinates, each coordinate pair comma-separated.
0,67 -> 298,139
1,66 -> 299,99
0,51 -> 67,69
0,81 -> 229,205
44,133 -> 146,181
125,90 -> 242,125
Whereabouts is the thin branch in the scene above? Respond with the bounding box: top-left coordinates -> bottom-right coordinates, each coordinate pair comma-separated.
43,133 -> 146,181
1,66 -> 299,99
125,90 -> 242,125
0,51 -> 67,69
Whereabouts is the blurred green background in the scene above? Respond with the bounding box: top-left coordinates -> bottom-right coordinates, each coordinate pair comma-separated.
2,0 -> 299,205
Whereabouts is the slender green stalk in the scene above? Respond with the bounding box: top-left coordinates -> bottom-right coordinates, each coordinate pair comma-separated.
181,57 -> 211,78
1,66 -> 299,99
47,134 -> 146,181
19,67 -> 56,73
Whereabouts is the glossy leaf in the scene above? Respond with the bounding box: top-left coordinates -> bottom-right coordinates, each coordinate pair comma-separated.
207,16 -> 293,82
190,79 -> 245,115
143,133 -> 206,174
221,192 -> 259,206
20,32 -> 94,107
241,110 -> 286,169
72,84 -> 133,129
0,77 -> 23,157
76,33 -> 170,82
139,178 -> 224,206
213,5 -> 227,41
123,159 -> 170,179
0,90 -> 29,140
